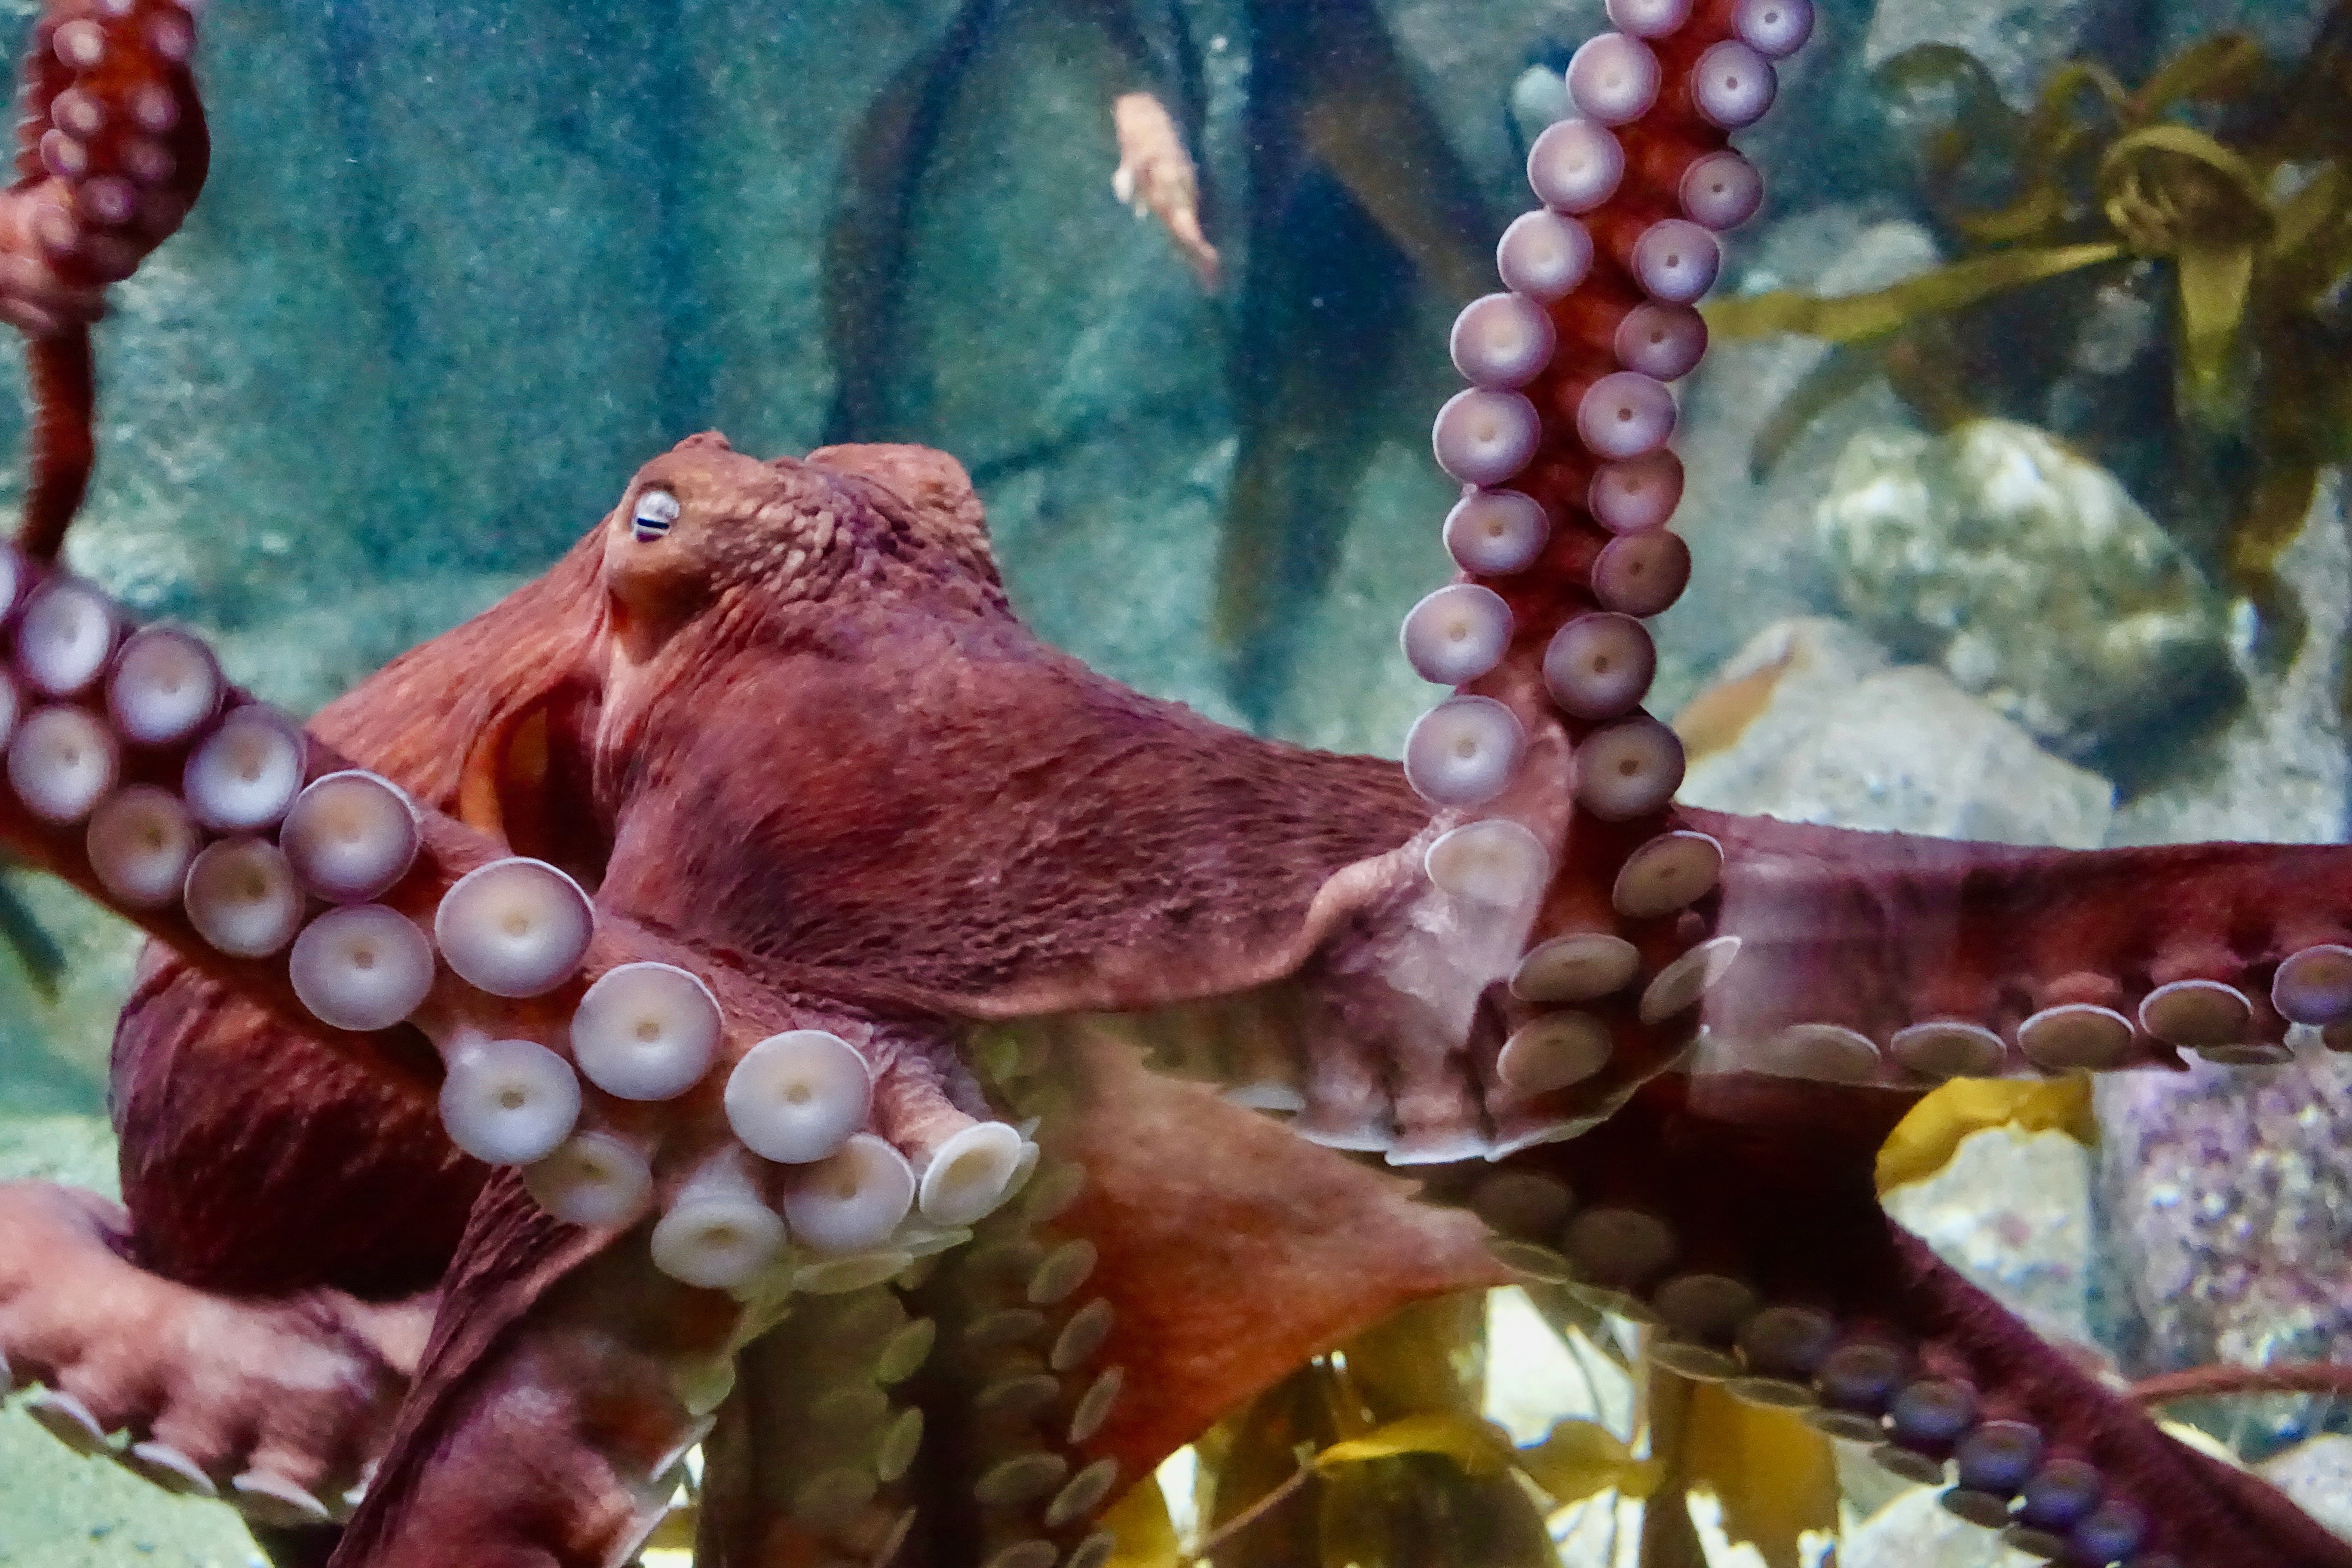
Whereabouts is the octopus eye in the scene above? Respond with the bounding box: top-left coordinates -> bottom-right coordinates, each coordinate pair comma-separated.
631,488 -> 680,543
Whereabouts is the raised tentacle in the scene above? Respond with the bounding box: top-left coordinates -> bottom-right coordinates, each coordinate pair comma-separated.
1256,0 -> 1824,1163
1,0 -> 210,559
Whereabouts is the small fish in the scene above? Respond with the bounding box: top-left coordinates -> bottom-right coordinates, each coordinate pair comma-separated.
1111,92 -> 1220,289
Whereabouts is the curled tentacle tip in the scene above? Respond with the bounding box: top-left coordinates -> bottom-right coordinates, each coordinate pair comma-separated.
725,1028 -> 872,1163
433,856 -> 595,998
289,904 -> 433,1032
571,960 -> 722,1101
438,1037 -> 582,1166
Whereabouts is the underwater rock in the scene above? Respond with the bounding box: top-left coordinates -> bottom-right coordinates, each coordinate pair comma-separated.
2109,473 -> 2351,847
1816,419 -> 2240,767
2261,1433 -> 2352,1542
1842,1479 -> 2043,1566
1862,0 -> 2095,110
1674,617 -> 2114,848
2095,1049 -> 2352,1454
1659,214 -> 1944,707
1884,1125 -> 2098,1350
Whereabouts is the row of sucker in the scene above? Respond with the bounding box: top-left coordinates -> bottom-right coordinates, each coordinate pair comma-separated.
911,1140 -> 1122,1568
0,545 -> 1035,1297
1397,0 -> 1814,1146
720,1287 -> 934,1568
1700,956 -> 2352,1088
1468,1167 -> 2181,1566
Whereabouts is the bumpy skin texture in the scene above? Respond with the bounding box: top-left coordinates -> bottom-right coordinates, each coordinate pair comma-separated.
0,2 -> 2348,1567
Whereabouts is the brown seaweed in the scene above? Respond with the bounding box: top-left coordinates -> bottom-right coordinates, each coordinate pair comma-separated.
1711,6 -> 2352,678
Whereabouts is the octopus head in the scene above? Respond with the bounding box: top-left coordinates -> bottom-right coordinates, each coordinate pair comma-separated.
599,431 -> 1003,669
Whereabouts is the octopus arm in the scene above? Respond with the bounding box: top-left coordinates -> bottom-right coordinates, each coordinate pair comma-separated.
1692,806 -> 2352,1079
331,1175 -> 730,1568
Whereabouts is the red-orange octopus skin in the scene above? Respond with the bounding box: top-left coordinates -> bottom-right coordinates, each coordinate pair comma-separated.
0,431 -> 2338,1566
2,1 -> 2352,1566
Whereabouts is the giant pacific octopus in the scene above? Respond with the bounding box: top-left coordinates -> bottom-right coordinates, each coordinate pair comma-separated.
0,1 -> 2345,1565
